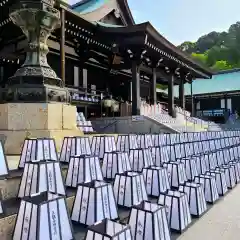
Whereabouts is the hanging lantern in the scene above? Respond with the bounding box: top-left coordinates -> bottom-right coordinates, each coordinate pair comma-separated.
128,201 -> 171,240
116,135 -> 139,152
18,162 -> 66,198
111,101 -> 119,112
216,165 -> 236,189
150,146 -> 170,166
129,148 -> 154,172
179,182 -> 207,217
205,170 -> 228,196
0,141 -> 9,178
84,219 -> 132,240
19,138 -> 58,168
103,99 -> 113,108
59,136 -> 91,163
102,152 -> 132,179
179,158 -> 198,181
137,134 -> 154,148
91,136 -> 117,159
158,190 -> 192,232
71,180 -> 118,226
142,166 -> 170,196
13,192 -> 74,240
113,172 -> 148,208
194,174 -> 219,203
163,162 -> 187,188
65,155 -> 103,187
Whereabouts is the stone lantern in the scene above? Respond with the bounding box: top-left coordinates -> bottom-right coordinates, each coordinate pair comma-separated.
6,0 -> 69,102
0,0 -> 82,155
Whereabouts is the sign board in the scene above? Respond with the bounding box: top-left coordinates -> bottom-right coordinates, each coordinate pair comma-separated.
132,115 -> 144,122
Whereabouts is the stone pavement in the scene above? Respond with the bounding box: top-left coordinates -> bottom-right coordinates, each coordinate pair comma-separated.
6,156 -> 240,240
178,185 -> 240,240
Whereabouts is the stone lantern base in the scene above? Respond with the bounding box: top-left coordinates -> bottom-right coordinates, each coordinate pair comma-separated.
0,103 -> 83,155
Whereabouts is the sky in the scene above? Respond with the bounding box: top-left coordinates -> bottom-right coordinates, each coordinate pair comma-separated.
68,0 -> 240,45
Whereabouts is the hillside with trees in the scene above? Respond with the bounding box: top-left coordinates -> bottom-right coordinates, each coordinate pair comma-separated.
179,22 -> 240,71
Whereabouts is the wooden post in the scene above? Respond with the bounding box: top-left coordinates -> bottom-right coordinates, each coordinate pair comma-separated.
168,75 -> 174,117
60,8 -> 65,86
151,67 -> 157,105
179,78 -> 185,109
132,61 -> 140,115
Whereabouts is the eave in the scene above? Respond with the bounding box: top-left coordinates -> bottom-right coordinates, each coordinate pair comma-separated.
96,22 -> 212,79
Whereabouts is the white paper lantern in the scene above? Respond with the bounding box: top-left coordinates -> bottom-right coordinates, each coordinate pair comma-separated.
91,136 -> 116,159
179,182 -> 207,217
152,134 -> 168,147
194,174 -> 219,203
158,190 -> 192,232
163,162 -> 187,188
71,180 -> 118,226
150,146 -> 170,166
229,161 -> 240,184
59,136 -> 91,163
195,155 -> 208,175
18,162 -> 65,198
85,219 -> 132,240
205,170 -> 228,196
0,141 -> 9,178
129,148 -> 154,172
116,135 -> 139,152
216,165 -> 236,189
142,166 -> 170,196
65,155 -> 103,187
13,192 -> 74,240
179,158 -> 198,181
102,152 -> 132,179
113,172 -> 148,208
128,201 -> 171,240
137,134 -> 154,148
0,191 -> 4,216
19,138 -> 58,168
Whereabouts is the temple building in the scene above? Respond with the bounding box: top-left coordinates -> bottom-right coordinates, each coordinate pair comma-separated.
180,69 -> 240,122
0,0 -> 212,119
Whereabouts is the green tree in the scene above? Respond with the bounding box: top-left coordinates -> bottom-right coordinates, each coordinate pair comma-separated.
211,60 -> 232,71
191,53 -> 208,65
179,21 -> 240,71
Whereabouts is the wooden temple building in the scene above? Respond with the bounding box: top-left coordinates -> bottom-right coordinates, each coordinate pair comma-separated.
0,0 -> 212,119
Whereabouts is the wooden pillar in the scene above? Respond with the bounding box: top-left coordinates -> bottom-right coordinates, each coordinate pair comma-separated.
129,81 -> 132,102
0,66 -> 3,85
191,81 -> 194,116
179,78 -> 185,109
60,8 -> 65,86
168,75 -> 174,117
151,67 -> 157,105
132,61 -> 140,115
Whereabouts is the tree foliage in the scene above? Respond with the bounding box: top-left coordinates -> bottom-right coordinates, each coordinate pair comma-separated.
178,22 -> 240,71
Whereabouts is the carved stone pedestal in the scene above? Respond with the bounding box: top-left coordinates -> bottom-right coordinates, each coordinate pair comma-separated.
0,103 -> 83,154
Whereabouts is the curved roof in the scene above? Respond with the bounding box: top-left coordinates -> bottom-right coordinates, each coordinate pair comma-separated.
71,0 -> 110,14
97,22 -> 212,78
71,0 -> 135,25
